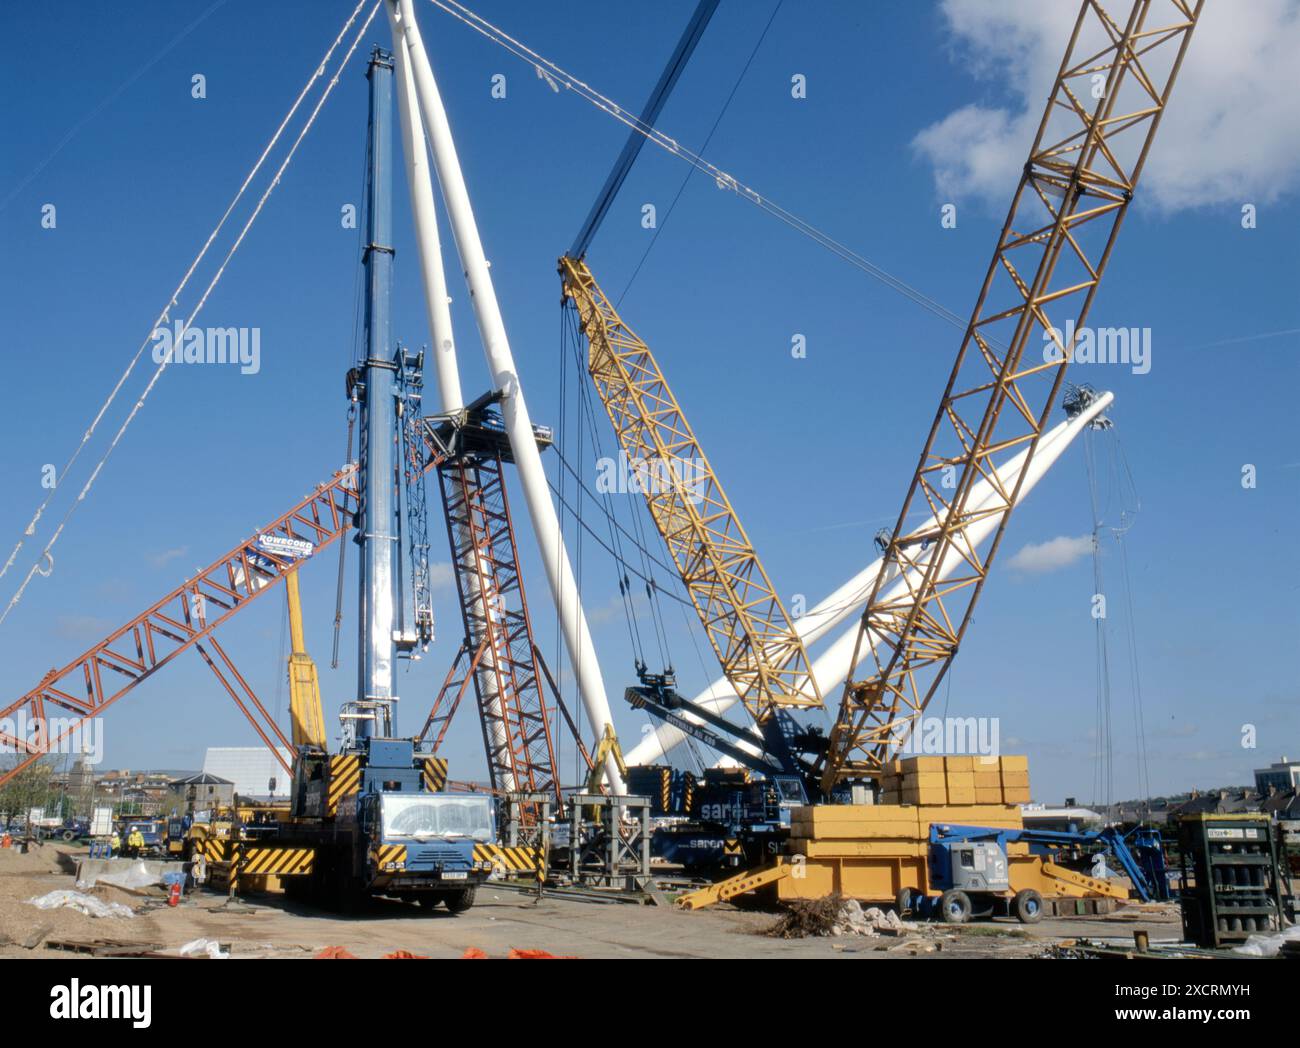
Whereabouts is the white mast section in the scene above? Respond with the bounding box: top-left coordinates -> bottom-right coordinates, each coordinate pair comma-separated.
627,392 -> 1114,767
387,2 -> 462,414
391,0 -> 624,791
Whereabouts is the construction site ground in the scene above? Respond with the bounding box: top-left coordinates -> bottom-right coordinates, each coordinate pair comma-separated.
0,844 -> 1182,959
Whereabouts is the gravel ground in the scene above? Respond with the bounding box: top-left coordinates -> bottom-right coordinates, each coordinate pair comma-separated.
0,843 -> 1183,959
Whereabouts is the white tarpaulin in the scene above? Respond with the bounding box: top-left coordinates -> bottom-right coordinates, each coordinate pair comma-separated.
28,890 -> 133,919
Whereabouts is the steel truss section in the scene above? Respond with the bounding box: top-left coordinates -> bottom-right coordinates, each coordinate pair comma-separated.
560,255 -> 822,722
433,454 -> 562,814
195,635 -> 294,777
0,469 -> 360,788
567,792 -> 653,891
822,0 -> 1202,789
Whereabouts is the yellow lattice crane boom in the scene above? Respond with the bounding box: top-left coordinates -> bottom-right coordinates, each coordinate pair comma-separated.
560,255 -> 821,723
819,0 -> 1202,792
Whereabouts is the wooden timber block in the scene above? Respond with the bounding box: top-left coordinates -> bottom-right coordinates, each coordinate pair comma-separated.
945,787 -> 976,804
898,756 -> 946,773
792,821 -> 923,841
916,804 -> 1024,829
1002,787 -> 1031,803
943,756 -> 976,771
791,805 -> 921,836
999,755 -> 1029,772
974,787 -> 1005,804
905,772 -> 950,789
973,771 -> 1002,788
793,807 -> 921,825
791,839 -> 927,858
1000,770 -> 1030,788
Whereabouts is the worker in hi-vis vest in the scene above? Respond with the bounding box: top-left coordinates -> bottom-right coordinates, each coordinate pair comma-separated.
126,827 -> 145,858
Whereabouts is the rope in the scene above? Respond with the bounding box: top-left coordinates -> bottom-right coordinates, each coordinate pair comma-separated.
617,0 -> 783,308
546,454 -> 693,611
0,0 -> 382,627
1084,422 -> 1148,814
1109,431 -> 1152,804
0,0 -> 232,214
423,0 -> 970,334
1084,429 -> 1112,813
566,309 -> 677,667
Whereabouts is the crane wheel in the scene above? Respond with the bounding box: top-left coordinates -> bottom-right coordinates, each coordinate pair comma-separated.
1013,888 -> 1044,924
895,887 -> 918,916
444,887 -> 476,913
938,889 -> 972,924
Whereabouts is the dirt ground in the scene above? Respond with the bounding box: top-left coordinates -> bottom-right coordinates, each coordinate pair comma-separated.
0,844 -> 1183,959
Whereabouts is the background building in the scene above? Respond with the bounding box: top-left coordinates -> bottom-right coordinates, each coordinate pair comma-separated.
202,747 -> 292,801
1253,757 -> 1300,795
168,772 -> 235,813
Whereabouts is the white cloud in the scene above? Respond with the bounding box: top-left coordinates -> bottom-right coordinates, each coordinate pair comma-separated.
148,545 -> 188,569
913,0 -> 1300,211
1006,533 -> 1093,574
429,562 -> 456,592
56,615 -> 115,640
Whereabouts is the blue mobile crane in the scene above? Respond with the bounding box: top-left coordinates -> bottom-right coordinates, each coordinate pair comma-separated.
269,48 -> 496,912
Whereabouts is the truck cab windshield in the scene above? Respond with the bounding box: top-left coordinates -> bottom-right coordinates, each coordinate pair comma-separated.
381,794 -> 493,841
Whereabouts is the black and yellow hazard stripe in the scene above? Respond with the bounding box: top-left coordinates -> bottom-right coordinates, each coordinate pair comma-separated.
240,847 -> 314,876
723,838 -> 743,857
327,753 -> 362,815
421,756 -> 449,792
374,843 -> 407,873
193,838 -> 231,862
473,843 -> 540,873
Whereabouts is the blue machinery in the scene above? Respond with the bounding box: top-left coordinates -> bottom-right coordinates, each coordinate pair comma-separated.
929,823 -> 1170,904
280,48 -> 495,908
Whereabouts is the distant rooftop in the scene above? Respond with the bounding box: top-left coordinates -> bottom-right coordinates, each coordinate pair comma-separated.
169,772 -> 234,787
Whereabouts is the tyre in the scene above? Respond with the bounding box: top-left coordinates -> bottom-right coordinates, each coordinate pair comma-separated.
444,886 -> 476,913
418,894 -> 444,910
895,887 -> 917,916
1013,888 -> 1044,924
938,889 -> 972,924
61,830 -> 75,841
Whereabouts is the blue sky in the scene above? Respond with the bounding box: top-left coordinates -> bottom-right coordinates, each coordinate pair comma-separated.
0,0 -> 1296,804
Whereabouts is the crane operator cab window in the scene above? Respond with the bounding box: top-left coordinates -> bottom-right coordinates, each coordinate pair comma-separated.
381,794 -> 494,842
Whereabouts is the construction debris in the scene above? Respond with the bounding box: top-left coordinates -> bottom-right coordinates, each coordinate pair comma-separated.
766,894 -> 915,939
1233,925 -> 1300,958
178,937 -> 230,959
27,890 -> 134,919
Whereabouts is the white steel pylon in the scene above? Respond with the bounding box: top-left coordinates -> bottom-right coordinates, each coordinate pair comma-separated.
388,0 -> 624,791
